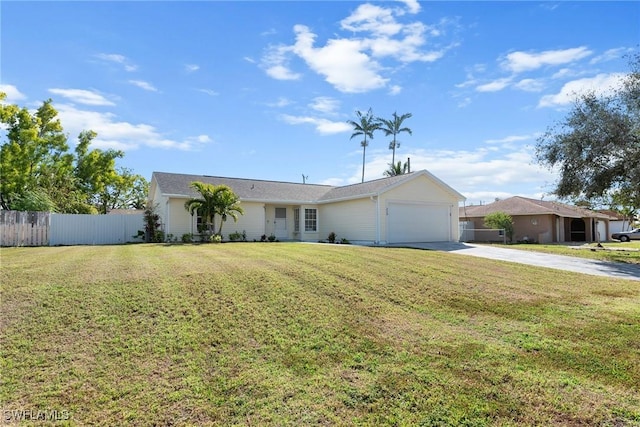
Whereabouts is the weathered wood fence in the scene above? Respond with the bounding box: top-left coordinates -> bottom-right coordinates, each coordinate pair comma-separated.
0,211 -> 144,247
0,211 -> 50,246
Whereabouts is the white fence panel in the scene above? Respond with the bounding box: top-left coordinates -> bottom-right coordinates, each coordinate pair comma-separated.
50,213 -> 144,246
0,211 -> 50,246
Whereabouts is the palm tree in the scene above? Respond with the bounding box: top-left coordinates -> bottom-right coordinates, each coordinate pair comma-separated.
377,112 -> 412,166
383,160 -> 409,177
184,181 -> 218,235
347,108 -> 380,183
212,184 -> 244,236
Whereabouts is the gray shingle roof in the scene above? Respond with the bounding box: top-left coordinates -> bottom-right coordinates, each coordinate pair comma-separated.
152,170 -> 465,204
460,196 -> 613,219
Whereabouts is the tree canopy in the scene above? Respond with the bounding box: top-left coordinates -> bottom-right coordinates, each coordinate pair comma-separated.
0,93 -> 148,213
535,52 -> 639,210
483,211 -> 514,243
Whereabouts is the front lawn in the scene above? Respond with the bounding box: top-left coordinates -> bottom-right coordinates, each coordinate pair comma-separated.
1,243 -> 638,426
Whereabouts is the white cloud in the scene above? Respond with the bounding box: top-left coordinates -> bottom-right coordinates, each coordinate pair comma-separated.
260,3 -> 455,93
48,88 -> 115,106
514,78 -> 545,92
128,80 -> 158,92
476,77 -> 512,92
185,64 -> 200,72
262,45 -> 302,80
0,84 -> 26,102
280,114 -> 352,135
538,72 -> 624,108
340,3 -> 403,37
590,47 -> 632,64
55,103 -> 211,151
328,139 -> 556,204
398,0 -> 421,14
94,53 -> 137,72
388,85 -> 402,95
267,97 -> 293,108
500,47 -> 592,74
309,96 -> 340,114
197,89 -> 219,96
292,25 -> 387,93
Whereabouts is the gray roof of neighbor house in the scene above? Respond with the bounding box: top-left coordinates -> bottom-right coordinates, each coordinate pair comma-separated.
460,196 -> 614,220
151,170 -> 465,204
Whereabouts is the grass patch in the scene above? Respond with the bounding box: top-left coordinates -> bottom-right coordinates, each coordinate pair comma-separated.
501,242 -> 640,264
1,243 -> 639,426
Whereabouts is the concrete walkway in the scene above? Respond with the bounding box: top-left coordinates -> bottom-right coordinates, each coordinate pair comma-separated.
388,242 -> 640,281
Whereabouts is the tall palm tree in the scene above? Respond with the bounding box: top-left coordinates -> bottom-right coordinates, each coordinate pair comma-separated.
347,108 -> 380,183
184,181 -> 218,235
212,184 -> 244,236
377,112 -> 413,166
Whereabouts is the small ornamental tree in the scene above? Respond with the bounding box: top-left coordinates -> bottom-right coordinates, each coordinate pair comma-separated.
484,211 -> 514,243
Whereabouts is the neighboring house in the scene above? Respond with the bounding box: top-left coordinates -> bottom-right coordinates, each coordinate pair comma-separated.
598,210 -> 637,234
148,170 -> 466,244
459,196 -> 614,243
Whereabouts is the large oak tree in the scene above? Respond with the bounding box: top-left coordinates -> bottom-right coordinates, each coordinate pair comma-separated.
535,53 -> 639,211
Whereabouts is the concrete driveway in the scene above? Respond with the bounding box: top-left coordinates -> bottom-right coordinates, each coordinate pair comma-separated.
388,242 -> 640,281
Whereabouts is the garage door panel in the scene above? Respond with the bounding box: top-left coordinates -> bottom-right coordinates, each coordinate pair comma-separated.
388,203 -> 450,243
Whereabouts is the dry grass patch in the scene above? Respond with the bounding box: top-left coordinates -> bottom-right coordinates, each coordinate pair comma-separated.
1,243 -> 639,426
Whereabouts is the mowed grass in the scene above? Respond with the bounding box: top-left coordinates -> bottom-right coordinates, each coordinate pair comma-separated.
1,243 -> 639,426
504,241 -> 640,264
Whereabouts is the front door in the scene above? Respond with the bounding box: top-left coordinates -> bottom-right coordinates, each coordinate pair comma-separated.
274,208 -> 287,240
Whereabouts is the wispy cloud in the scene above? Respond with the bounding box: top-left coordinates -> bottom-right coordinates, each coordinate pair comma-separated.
280,114 -> 352,135
538,73 -> 624,108
500,47 -> 592,74
94,53 -> 138,72
48,88 -> 115,106
128,80 -> 158,92
309,96 -> 340,114
184,64 -> 200,73
197,88 -> 219,96
56,103 -> 212,151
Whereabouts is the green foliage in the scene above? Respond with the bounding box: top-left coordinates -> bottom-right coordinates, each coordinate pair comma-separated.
377,111 -> 412,166
181,233 -> 193,243
383,160 -> 409,177
536,52 -> 640,206
143,204 -> 163,243
484,211 -> 514,242
228,231 -> 244,242
184,182 -> 244,237
327,232 -> 336,243
0,93 -> 147,213
347,108 -> 380,183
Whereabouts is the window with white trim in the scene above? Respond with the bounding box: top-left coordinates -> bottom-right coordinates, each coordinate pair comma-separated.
304,208 -> 317,232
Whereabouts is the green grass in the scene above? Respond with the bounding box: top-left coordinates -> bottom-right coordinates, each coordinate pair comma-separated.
1,243 -> 639,426
502,241 -> 640,264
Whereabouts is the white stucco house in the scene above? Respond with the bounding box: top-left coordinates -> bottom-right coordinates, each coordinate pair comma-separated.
148,170 -> 466,244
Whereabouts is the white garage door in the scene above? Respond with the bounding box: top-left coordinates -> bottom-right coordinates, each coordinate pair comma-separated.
388,202 -> 451,243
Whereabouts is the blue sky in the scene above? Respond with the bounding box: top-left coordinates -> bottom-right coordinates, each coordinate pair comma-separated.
1,1 -> 638,205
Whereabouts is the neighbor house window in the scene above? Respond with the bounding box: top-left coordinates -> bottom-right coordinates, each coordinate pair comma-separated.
304,208 -> 317,232
294,208 -> 300,232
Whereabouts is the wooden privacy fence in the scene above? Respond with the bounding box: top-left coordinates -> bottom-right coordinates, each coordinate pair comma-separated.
0,211 -> 50,246
0,211 -> 144,247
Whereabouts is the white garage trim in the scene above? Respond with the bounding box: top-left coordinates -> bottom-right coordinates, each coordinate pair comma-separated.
387,201 -> 452,243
